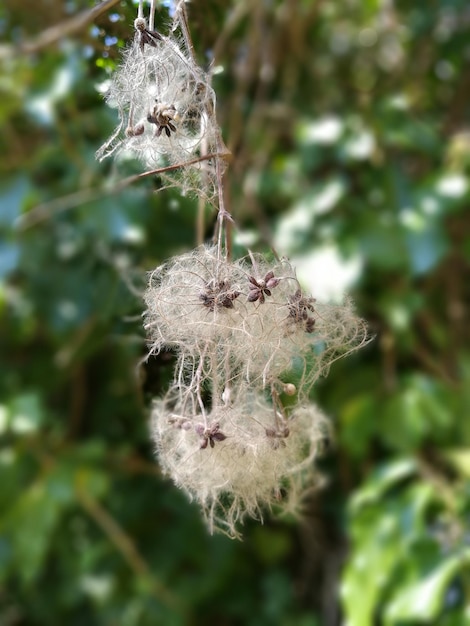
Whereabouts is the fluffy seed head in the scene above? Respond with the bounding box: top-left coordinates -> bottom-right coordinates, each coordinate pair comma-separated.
144,246 -> 368,536
96,16 -> 221,204
144,245 -> 369,395
152,388 -> 329,537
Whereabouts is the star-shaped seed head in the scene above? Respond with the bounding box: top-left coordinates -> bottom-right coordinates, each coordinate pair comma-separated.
195,422 -> 227,449
199,280 -> 240,311
287,289 -> 316,332
247,271 -> 280,304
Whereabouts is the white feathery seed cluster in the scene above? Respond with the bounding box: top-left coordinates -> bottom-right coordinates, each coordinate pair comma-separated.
144,246 -> 368,393
98,2 -> 369,537
153,389 -> 328,536
144,245 -> 368,536
96,12 -> 221,203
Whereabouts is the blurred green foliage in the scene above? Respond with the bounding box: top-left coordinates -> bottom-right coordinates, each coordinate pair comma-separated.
1,0 -> 469,624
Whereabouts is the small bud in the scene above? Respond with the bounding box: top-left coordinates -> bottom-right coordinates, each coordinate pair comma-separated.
283,383 -> 297,396
126,124 -> 145,137
134,17 -> 147,31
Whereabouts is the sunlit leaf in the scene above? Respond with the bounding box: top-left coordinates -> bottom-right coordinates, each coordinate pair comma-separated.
444,449 -> 470,479
350,459 -> 417,510
385,548 -> 470,624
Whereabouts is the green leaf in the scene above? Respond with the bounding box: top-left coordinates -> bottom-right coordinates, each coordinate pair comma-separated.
404,225 -> 449,276
380,375 -> 454,452
350,458 -> 417,510
1,460 -> 76,586
341,507 -> 404,626
385,548 -> 470,624
4,483 -> 63,585
444,448 -> 470,478
0,176 -> 30,226
343,482 -> 438,626
9,392 -> 44,434
339,393 -> 377,458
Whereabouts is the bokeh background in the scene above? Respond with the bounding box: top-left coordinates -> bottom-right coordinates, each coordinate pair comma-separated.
1,1 -> 469,624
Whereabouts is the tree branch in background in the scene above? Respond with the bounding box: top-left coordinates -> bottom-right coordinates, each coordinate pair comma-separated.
0,0 -> 121,60
16,152 -> 230,230
76,485 -> 181,612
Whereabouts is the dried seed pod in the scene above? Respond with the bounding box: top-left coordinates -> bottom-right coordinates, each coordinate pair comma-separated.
125,123 -> 145,137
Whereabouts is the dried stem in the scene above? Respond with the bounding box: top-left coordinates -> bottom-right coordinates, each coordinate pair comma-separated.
77,485 -> 180,611
149,0 -> 156,32
194,345 -> 208,423
0,0 -> 121,60
176,0 -> 233,258
174,0 -> 197,64
16,152 -> 230,230
196,195 -> 206,246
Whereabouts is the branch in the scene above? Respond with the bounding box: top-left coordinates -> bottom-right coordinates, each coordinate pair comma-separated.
16,152 -> 231,230
0,0 -> 121,60
77,485 -> 181,611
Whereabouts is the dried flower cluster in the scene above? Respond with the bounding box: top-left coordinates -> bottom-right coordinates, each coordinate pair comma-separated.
98,2 -> 369,538
96,11 -> 223,204
153,389 -> 328,536
144,246 -> 367,392
144,246 -> 368,536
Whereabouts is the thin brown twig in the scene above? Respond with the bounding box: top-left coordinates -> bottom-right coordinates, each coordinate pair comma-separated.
130,151 -> 230,181
175,0 -> 234,256
33,447 -> 176,608
177,0 -> 209,250
76,485 -> 180,611
174,0 -> 197,64
16,151 -> 231,230
175,0 -> 225,248
411,345 -> 459,387
196,195 -> 206,246
0,0 -> 121,60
